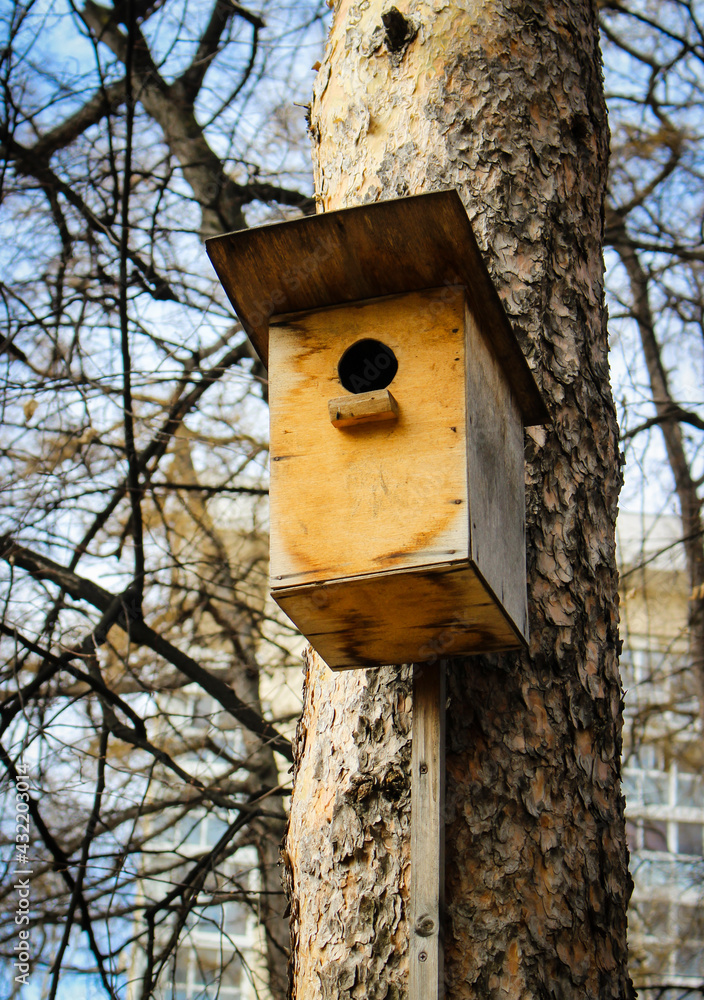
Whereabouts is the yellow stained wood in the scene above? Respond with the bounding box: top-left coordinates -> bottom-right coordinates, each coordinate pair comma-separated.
269,288 -> 469,588
272,562 -> 524,669
328,388 -> 399,427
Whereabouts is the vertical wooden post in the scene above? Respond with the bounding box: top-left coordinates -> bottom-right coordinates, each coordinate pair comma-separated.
410,660 -> 446,1000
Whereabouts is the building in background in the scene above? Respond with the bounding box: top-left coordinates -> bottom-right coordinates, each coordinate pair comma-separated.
618,512 -> 704,996
125,689 -> 273,1000
122,491 -> 303,1000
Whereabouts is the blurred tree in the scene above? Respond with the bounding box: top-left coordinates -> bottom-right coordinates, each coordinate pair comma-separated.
601,0 -> 704,713
602,3 -> 704,994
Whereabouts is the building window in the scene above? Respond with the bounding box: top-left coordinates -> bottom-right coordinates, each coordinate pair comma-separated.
627,819 -> 669,853
677,771 -> 704,809
676,822 -> 704,857
187,900 -> 250,940
171,947 -> 243,1000
643,820 -> 669,852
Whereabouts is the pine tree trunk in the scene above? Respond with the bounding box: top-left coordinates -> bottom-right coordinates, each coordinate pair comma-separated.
283,2 -> 632,997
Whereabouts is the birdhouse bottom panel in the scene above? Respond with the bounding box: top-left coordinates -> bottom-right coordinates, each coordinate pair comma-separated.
272,562 -> 526,670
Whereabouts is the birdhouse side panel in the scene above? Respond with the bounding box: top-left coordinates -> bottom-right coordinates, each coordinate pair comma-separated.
268,289 -> 469,588
465,303 -> 528,640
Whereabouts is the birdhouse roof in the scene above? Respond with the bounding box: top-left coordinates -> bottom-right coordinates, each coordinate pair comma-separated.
206,190 -> 548,425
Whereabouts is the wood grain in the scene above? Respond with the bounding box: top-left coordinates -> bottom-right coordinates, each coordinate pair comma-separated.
465,302 -> 529,638
272,562 -> 524,669
410,661 -> 446,1000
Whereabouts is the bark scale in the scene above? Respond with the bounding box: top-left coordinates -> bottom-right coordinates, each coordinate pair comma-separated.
284,2 -> 632,997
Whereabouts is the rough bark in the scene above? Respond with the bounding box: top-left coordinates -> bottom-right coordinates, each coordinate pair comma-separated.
284,1 -> 632,999
284,652 -> 412,1000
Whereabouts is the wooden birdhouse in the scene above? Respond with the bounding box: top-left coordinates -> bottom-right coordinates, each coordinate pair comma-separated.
206,191 -> 548,669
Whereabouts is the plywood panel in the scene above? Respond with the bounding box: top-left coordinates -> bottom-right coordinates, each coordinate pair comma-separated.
466,302 -> 529,641
269,288 -> 469,588
272,562 -> 524,669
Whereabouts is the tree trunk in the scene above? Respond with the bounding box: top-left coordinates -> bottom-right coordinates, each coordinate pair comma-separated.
284,2 -> 633,997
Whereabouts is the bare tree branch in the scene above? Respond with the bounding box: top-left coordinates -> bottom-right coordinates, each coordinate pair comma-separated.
0,742 -> 120,999
0,536 -> 293,760
620,404 -> 704,440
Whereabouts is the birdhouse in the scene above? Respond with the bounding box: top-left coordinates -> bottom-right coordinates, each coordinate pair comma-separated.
206,191 -> 548,669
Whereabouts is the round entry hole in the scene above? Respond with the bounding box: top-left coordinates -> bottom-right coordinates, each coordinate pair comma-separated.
337,338 -> 398,394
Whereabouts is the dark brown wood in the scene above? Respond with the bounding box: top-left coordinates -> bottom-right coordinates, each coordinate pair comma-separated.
272,562 -> 525,669
205,191 -> 549,426
410,660 -> 446,1000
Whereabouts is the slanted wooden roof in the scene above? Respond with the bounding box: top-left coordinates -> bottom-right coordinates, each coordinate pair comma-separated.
205,190 -> 548,426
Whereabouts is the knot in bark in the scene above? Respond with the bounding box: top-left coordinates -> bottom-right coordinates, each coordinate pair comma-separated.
381,7 -> 417,61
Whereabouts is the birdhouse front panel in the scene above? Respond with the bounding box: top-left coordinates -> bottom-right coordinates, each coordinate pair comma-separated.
268,287 -> 469,589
